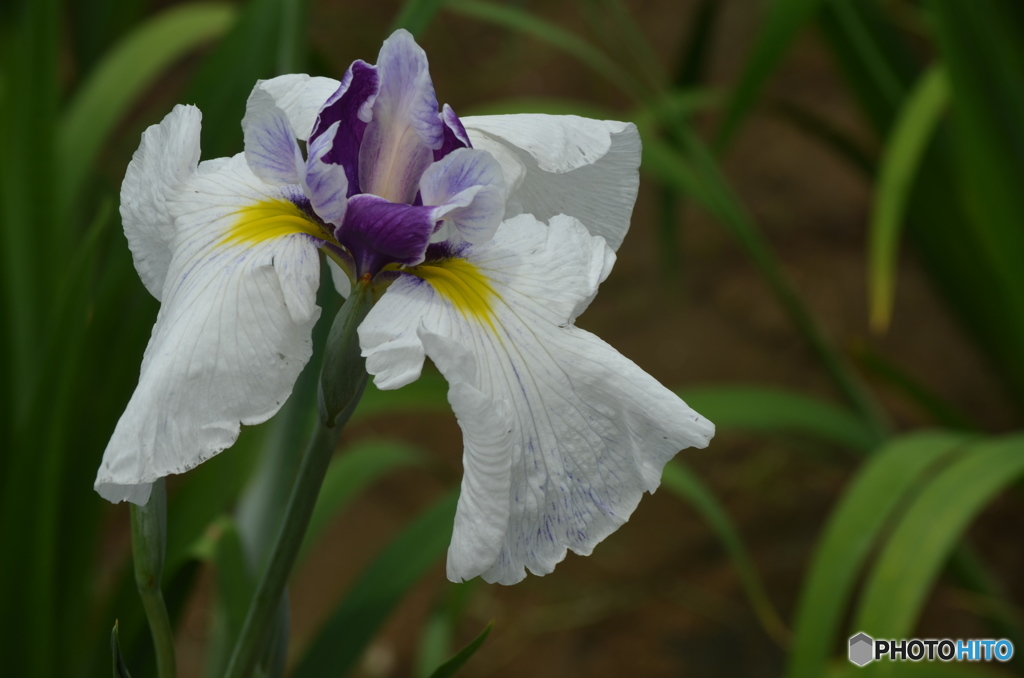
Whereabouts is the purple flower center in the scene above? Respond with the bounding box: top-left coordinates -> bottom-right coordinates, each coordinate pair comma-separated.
266,30 -> 504,279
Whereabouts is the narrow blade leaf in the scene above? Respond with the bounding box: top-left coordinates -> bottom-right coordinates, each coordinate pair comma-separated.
294,491 -> 458,678
785,432 -> 972,678
427,622 -> 493,678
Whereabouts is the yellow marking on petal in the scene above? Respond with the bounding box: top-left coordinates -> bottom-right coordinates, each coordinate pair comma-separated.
222,199 -> 326,246
408,258 -> 496,327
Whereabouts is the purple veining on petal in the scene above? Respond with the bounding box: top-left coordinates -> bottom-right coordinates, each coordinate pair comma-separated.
310,60 -> 380,197
304,121 -> 349,225
335,194 -> 437,277
375,29 -> 443,149
423,239 -> 471,263
434,104 -> 471,161
420,147 -> 505,244
357,29 -> 444,203
243,88 -> 304,186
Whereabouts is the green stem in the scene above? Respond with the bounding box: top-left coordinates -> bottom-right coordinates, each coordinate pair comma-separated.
130,479 -> 176,678
224,280 -> 373,678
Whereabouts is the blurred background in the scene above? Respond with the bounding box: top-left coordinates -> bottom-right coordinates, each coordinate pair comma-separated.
1,0 -> 1023,676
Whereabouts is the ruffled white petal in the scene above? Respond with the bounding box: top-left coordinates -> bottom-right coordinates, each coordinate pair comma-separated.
359,214 -> 713,583
255,74 -> 341,141
418,331 -> 513,582
96,155 -> 322,504
461,114 -> 641,251
120,104 -> 202,300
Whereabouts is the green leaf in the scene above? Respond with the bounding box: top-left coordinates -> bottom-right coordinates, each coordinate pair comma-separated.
56,2 -> 237,221
352,370 -> 450,422
854,433 -> 1024,639
868,65 -> 949,333
111,621 -> 133,678
661,461 -> 788,645
427,622 -> 493,678
204,519 -> 257,678
715,0 -> 825,147
416,582 -> 477,678
294,490 -> 458,678
392,0 -> 446,36
645,129 -> 888,439
828,661 -> 1010,678
785,431 -> 972,678
443,0 -> 642,100
298,439 -> 425,564
677,385 -> 879,453
927,0 -> 1024,406
184,0 -> 290,159
164,438 -> 260,577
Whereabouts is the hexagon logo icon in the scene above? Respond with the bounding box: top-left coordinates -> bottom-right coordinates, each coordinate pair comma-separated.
849,632 -> 874,666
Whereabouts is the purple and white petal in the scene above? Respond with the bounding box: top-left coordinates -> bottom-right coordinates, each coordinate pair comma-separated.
304,121 -> 349,225
359,214 -> 714,584
335,194 -> 437,277
463,114 -> 641,251
96,155 -> 323,504
243,87 -> 305,186
310,60 -> 380,196
420,148 -> 505,244
435,104 -> 471,161
120,104 -> 202,300
358,29 -> 443,203
256,74 -> 341,141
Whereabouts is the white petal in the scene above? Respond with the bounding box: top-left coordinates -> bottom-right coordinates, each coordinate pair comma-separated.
255,74 -> 341,141
120,104 -> 202,300
418,331 -> 512,582
359,214 -> 713,583
96,155 -> 323,504
461,114 -> 641,251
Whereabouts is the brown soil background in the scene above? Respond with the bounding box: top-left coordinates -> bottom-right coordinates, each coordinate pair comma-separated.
166,1 -> 1023,676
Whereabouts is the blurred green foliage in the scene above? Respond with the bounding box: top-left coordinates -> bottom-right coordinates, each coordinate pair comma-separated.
1,0 -> 1022,676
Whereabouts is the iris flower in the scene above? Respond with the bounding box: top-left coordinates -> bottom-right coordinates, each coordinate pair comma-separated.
96,30 -> 714,584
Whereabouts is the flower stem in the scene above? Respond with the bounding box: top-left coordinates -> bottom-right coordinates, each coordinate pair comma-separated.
129,478 -> 176,678
224,280 -> 373,678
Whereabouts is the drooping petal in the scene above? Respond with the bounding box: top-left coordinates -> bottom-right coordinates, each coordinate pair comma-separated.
243,87 -> 305,186
304,121 -> 349,225
310,60 -> 380,196
255,74 -> 341,141
120,104 -> 202,300
359,214 -> 714,584
358,29 -> 443,203
335,194 -> 437,277
418,330 -> 512,582
419,148 -> 506,244
435,103 -> 471,161
95,155 -> 326,504
462,114 -> 641,251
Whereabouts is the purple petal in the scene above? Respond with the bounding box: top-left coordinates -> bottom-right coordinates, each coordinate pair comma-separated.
336,194 -> 437,276
358,29 -> 443,203
304,121 -> 349,225
310,60 -> 379,197
434,104 -> 471,161
243,88 -> 304,186
420,148 -> 505,244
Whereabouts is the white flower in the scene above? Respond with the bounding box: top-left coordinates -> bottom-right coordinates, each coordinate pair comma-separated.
96,29 -> 714,584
